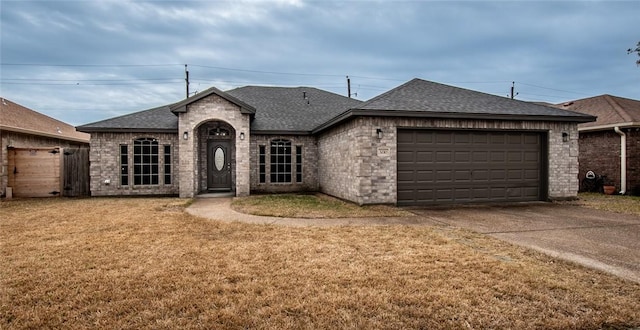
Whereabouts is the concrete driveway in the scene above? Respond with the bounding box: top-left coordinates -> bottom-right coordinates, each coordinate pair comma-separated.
411,203 -> 640,284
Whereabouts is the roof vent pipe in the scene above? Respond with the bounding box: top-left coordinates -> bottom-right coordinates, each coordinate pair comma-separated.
614,126 -> 627,195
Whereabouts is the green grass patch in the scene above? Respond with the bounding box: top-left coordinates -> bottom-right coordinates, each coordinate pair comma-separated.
231,193 -> 414,218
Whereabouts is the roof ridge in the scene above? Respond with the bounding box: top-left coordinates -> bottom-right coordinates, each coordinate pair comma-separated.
356,78 -> 420,108
603,94 -> 633,122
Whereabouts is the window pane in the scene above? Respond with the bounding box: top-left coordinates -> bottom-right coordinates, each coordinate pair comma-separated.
120,144 -> 129,186
269,139 -> 292,183
133,138 -> 159,186
164,145 -> 172,186
296,146 -> 302,183
259,145 -> 266,184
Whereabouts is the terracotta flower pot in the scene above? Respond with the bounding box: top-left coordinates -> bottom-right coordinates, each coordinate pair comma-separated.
603,185 -> 616,195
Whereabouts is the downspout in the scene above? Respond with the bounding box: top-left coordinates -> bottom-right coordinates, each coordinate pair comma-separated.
614,126 -> 627,194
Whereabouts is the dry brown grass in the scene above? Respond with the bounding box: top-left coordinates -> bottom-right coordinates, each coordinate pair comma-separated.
231,193 -> 414,218
2,197 -> 640,329
573,192 -> 640,216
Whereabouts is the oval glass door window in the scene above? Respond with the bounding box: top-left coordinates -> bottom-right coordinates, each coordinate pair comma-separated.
214,147 -> 225,171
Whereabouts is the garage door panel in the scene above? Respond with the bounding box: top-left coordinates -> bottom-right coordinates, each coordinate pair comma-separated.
414,131 -> 434,143
472,170 -> 489,181
525,169 -> 540,180
435,170 -> 452,181
490,135 -> 506,144
435,151 -> 452,162
507,134 -> 523,144
397,129 -> 544,206
416,151 -> 434,162
524,134 -> 539,144
507,170 -> 523,180
454,151 -> 470,162
472,151 -> 489,162
508,152 -> 523,162
524,151 -> 539,161
397,151 -> 415,163
454,170 -> 471,181
397,170 -> 416,182
435,133 -> 452,144
454,133 -> 471,143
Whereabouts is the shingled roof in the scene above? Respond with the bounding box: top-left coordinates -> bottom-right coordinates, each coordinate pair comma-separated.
78,86 -> 361,134
556,94 -> 640,131
78,105 -> 177,133
0,97 -> 89,142
226,86 -> 363,133
314,79 -> 595,133
78,78 -> 597,135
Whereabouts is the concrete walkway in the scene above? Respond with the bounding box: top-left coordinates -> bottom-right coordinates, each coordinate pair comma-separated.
186,197 -> 424,227
187,197 -> 640,284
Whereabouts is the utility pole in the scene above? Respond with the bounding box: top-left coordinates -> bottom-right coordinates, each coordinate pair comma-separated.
346,76 -> 357,98
185,64 -> 190,98
510,81 -> 518,99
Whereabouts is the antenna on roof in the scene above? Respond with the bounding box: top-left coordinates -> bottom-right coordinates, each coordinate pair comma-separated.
509,81 -> 519,99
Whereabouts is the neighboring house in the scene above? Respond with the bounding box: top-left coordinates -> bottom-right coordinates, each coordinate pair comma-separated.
1,98 -> 90,197
558,95 -> 640,195
77,78 -> 594,206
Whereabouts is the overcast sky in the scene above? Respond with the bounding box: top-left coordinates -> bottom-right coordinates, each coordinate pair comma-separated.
1,0 -> 639,126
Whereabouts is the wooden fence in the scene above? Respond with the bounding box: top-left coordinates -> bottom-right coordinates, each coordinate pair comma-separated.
62,147 -> 90,197
7,146 -> 90,197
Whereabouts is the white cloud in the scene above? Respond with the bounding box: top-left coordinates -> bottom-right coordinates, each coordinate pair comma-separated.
1,0 -> 639,126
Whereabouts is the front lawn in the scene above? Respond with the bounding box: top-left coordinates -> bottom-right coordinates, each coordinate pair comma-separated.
1,198 -> 639,329
231,193 -> 414,218
575,192 -> 640,216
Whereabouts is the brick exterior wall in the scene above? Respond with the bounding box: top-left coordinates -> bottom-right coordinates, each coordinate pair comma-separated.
1,130 -> 87,197
318,117 -> 580,205
88,132 -> 178,196
177,94 -> 251,198
250,134 -> 318,193
579,128 -> 640,195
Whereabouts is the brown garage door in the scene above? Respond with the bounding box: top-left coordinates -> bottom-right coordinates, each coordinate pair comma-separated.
397,129 -> 546,206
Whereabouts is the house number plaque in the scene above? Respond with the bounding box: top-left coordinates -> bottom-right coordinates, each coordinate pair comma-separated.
377,147 -> 391,157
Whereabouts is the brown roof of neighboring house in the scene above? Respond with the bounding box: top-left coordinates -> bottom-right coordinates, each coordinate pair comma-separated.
556,94 -> 640,130
0,97 -> 90,143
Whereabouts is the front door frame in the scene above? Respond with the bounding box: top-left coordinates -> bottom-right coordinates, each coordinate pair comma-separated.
196,120 -> 236,194
207,139 -> 232,191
